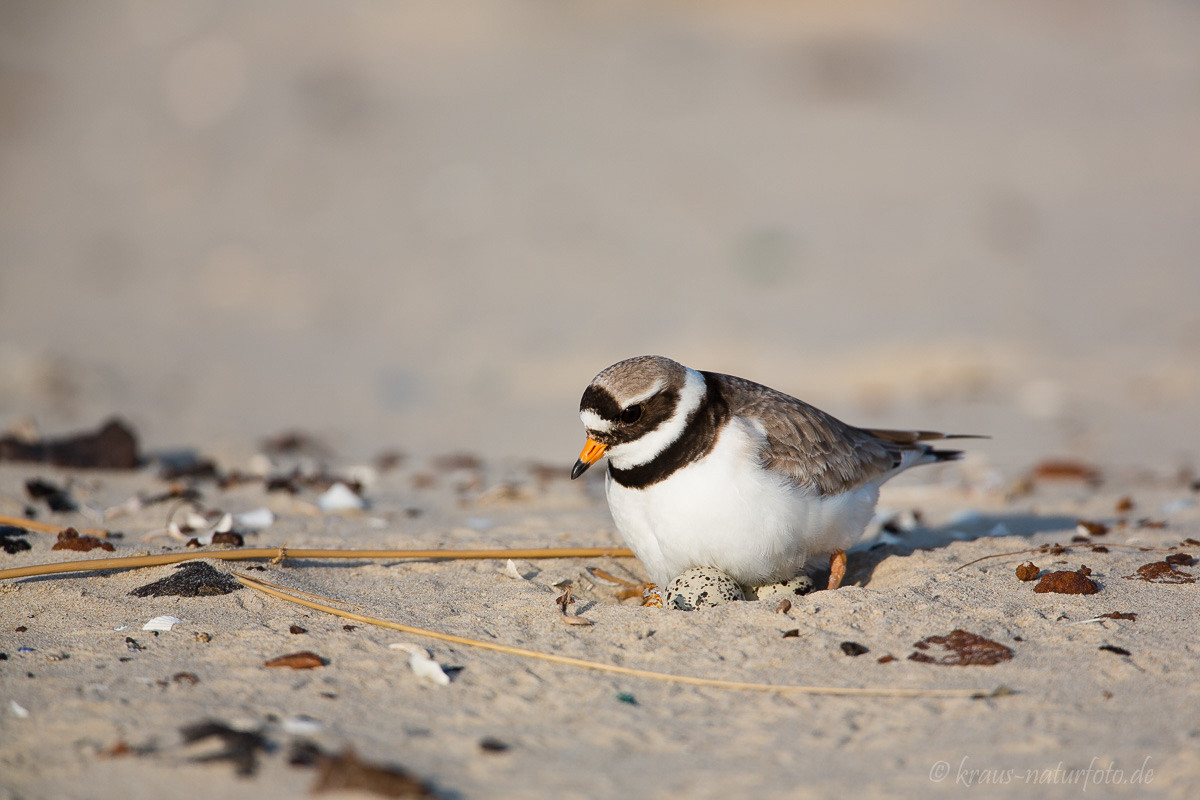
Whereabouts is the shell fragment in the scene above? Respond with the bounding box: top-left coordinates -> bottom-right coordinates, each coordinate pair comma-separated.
142,615 -> 184,632
389,643 -> 450,686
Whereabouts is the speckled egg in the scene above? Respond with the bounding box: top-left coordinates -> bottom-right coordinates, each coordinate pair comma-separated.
748,574 -> 815,601
664,567 -> 744,611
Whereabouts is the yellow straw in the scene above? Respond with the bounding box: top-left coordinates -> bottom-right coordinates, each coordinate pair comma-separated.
235,571 -> 1009,700
0,546 -> 635,581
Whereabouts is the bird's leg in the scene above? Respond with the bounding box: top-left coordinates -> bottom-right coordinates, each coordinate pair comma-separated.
827,550 -> 847,590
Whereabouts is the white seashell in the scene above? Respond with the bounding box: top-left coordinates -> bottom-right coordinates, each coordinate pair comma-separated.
280,715 -> 324,735
142,615 -> 184,632
10,700 -> 29,719
389,643 -> 450,686
317,482 -> 365,512
234,508 -> 275,530
501,559 -> 526,581
183,511 -> 211,530
213,513 -> 233,533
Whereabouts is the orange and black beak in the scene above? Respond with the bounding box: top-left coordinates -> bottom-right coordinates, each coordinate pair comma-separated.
570,437 -> 607,480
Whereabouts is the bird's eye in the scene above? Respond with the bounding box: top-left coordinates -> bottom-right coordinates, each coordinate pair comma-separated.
620,404 -> 643,424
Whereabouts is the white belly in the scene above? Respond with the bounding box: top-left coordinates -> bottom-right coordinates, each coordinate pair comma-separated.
604,418 -> 879,587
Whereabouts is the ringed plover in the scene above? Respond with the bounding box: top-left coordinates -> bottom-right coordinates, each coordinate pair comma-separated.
570,355 -> 981,592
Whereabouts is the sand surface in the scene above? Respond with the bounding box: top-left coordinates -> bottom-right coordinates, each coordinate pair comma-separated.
2,457 -> 1199,799
2,2 -> 1200,798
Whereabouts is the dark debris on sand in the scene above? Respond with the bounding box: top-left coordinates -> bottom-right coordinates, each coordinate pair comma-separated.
1033,568 -> 1100,595
130,562 -> 241,597
0,526 -> 32,554
24,477 -> 77,512
1124,559 -> 1196,584
51,528 -> 114,552
0,418 -> 139,469
179,721 -> 269,777
908,630 -> 1014,666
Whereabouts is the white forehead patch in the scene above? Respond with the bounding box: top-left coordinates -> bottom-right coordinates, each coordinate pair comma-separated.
625,378 -> 666,408
580,410 -> 613,433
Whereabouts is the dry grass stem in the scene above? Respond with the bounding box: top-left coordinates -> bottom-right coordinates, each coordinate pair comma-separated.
234,573 -> 1008,700
0,546 -> 635,582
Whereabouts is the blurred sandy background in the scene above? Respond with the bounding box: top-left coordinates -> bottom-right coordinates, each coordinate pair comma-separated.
2,0 -> 1198,473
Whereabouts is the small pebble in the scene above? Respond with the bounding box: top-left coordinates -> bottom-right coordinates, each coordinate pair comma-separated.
1015,562 -> 1039,581
840,641 -> 869,657
479,737 -> 509,753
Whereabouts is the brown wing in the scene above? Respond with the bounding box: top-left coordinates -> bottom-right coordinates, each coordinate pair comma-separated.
861,428 -> 982,445
710,373 -> 904,495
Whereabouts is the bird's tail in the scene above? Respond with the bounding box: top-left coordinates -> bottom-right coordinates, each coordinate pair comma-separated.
865,429 -> 988,467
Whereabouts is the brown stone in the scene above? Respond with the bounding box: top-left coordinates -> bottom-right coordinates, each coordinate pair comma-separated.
1033,570 -> 1099,594
264,651 -> 325,669
1015,562 -> 1039,581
